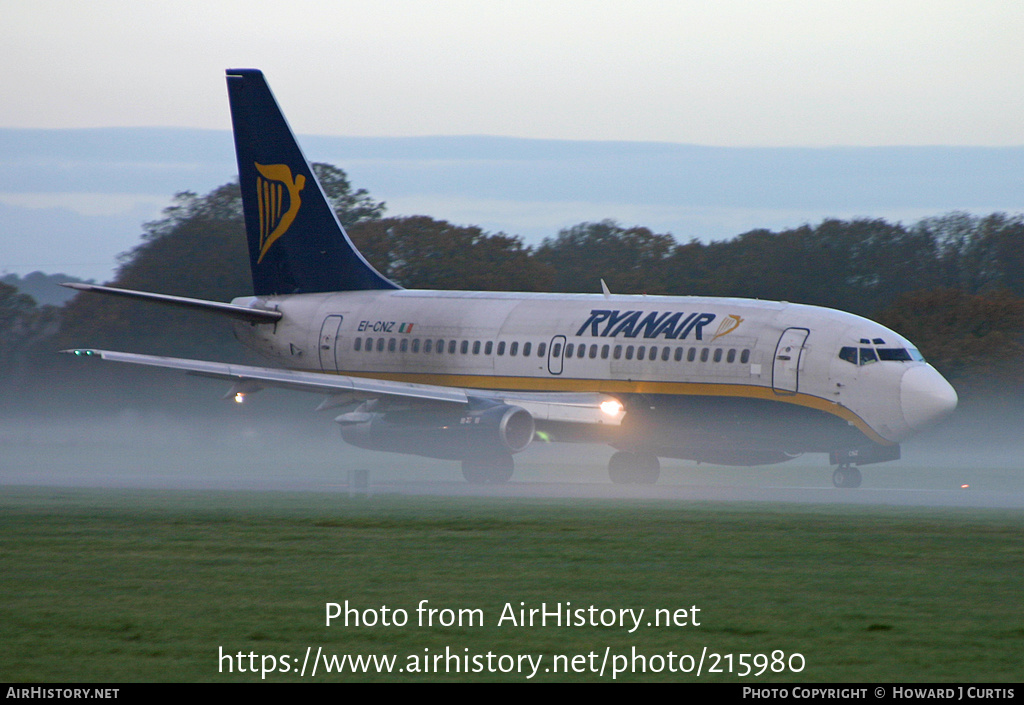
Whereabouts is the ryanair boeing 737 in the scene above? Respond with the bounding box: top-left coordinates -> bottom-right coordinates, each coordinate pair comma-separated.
64,69 -> 959,488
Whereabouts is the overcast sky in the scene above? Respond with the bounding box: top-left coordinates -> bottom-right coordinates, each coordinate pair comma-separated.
4,1 -> 1024,282
5,0 -> 1024,146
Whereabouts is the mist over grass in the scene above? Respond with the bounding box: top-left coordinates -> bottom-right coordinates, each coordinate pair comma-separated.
3,353 -> 1024,501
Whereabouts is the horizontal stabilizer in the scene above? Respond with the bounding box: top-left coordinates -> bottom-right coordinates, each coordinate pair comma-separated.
61,283 -> 282,323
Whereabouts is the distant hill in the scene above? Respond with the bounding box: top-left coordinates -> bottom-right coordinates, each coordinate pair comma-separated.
2,127 -> 1023,282
1,272 -> 91,306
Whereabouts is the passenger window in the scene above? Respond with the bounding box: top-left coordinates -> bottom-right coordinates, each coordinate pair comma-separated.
388,338 -> 396,352
662,347 -> 670,361
625,345 -> 634,360
510,342 -> 519,356
700,348 -> 709,362
497,341 -> 506,356
601,345 -> 609,360
649,345 -> 657,360
400,338 -> 408,353
578,344 -> 586,358
412,339 -> 420,353
538,342 -> 546,357
377,338 -> 385,352
741,349 -> 750,364
424,339 -> 433,353
727,349 -> 736,363
636,346 -> 644,361
590,344 -> 598,359
485,341 -> 493,355
460,340 -> 468,354
523,342 -> 532,356
713,348 -> 723,362
565,343 -> 574,357
613,345 -> 622,360
688,348 -> 696,362
472,341 -> 480,355
448,340 -> 457,354
436,339 -> 444,353
674,347 -> 683,362
354,338 -> 362,352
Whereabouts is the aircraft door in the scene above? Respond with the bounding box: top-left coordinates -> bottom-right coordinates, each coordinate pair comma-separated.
773,327 -> 809,395
547,335 -> 566,375
319,315 -> 344,373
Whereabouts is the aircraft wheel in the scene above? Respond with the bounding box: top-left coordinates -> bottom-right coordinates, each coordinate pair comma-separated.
637,454 -> 661,484
832,464 -> 862,489
608,451 -> 631,484
608,451 -> 661,484
462,454 -> 514,484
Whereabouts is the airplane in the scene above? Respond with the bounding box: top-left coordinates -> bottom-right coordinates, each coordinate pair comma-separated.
63,68 -> 959,488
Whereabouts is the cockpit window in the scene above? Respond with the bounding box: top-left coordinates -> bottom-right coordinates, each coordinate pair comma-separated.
877,348 -> 911,362
839,345 -> 925,365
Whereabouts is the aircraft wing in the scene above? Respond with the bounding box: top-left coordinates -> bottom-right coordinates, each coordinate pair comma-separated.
63,349 -> 625,426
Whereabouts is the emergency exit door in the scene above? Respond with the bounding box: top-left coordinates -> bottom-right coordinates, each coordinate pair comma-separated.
319,315 -> 344,372
547,335 -> 566,375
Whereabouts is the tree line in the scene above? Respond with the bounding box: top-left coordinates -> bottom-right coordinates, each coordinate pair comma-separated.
6,164 -> 1023,398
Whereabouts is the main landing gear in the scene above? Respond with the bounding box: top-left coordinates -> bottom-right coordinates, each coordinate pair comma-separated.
461,453 -> 514,484
608,451 -> 661,485
832,464 -> 862,489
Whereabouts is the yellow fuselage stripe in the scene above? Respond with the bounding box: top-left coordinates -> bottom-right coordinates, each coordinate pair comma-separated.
334,369 -> 891,446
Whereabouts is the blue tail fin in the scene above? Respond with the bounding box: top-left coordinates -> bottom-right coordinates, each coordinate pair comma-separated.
225,69 -> 398,295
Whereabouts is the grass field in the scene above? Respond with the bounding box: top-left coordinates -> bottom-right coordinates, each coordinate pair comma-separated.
1,485 -> 1022,682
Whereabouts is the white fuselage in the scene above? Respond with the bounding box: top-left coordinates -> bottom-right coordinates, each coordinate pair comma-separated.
231,289 -> 958,452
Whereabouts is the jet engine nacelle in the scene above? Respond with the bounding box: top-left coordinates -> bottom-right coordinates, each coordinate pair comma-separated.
335,400 -> 535,461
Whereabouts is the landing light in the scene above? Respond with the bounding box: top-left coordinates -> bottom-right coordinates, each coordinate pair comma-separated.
234,392 -> 246,404
600,400 -> 624,417
960,484 -> 970,490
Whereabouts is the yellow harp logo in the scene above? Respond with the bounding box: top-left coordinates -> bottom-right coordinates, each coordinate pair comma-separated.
711,314 -> 744,341
255,163 -> 306,263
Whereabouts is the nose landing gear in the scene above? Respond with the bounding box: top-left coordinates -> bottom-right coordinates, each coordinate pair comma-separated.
832,464 -> 862,489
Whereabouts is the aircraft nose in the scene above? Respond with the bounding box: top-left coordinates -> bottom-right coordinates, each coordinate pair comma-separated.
901,365 -> 958,432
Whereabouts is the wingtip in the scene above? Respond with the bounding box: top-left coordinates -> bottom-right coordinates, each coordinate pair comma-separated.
60,348 -> 101,357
